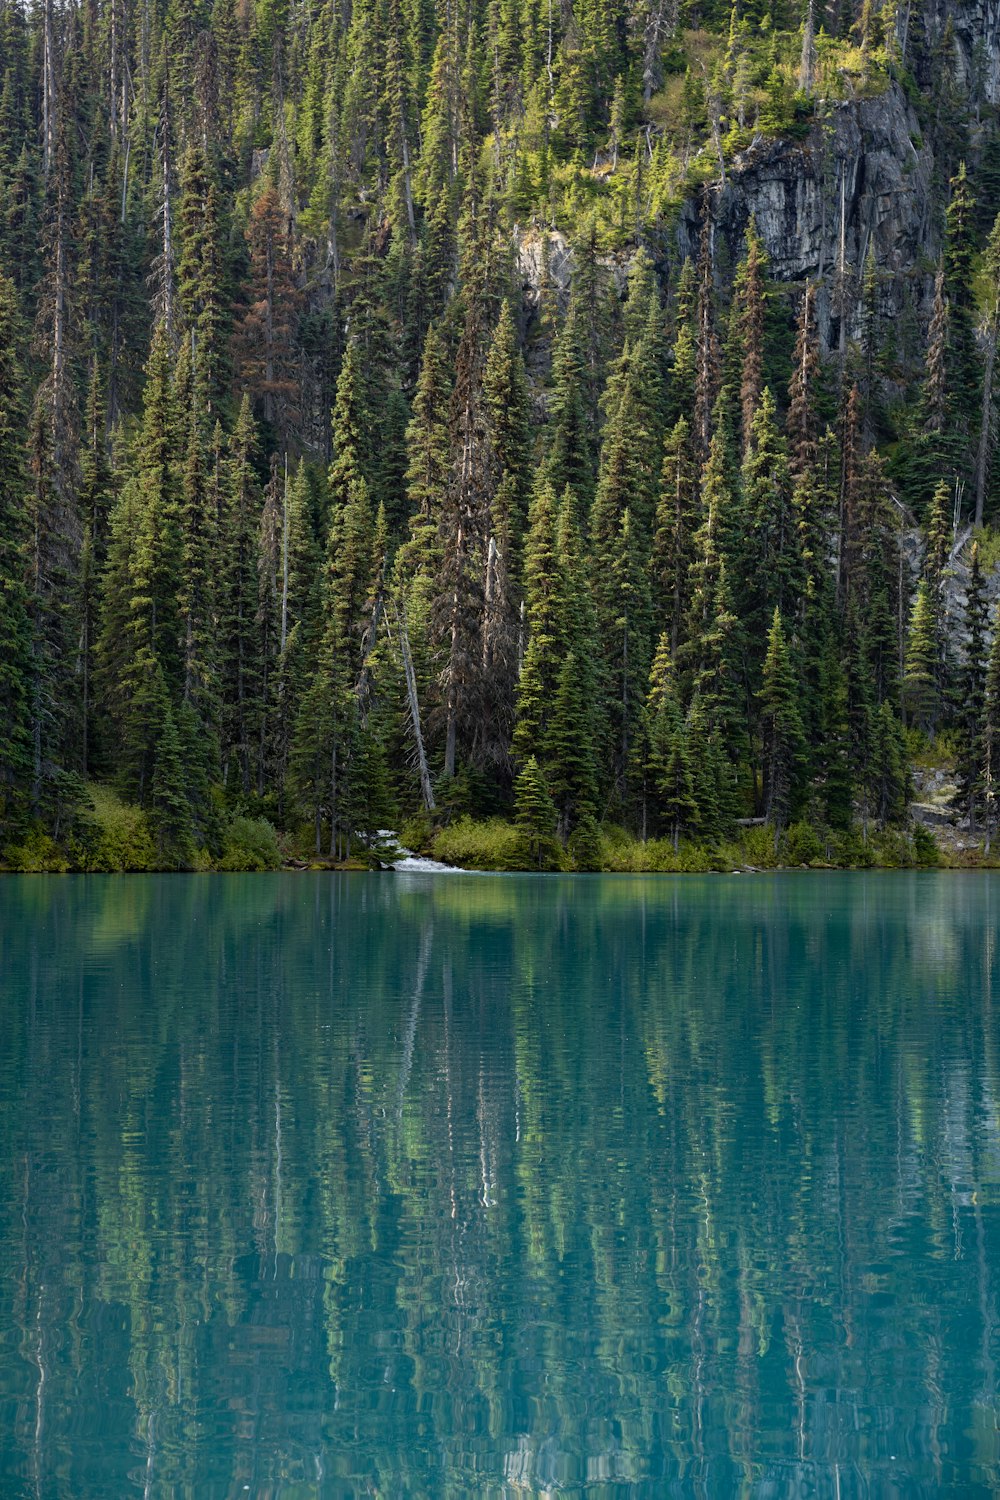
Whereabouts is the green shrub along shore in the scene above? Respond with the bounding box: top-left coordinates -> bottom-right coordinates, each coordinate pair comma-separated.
1,787 -> 284,875
422,814 -> 947,872
0,782 -> 953,874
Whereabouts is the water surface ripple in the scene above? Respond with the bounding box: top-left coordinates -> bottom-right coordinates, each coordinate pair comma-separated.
1,871 -> 999,1497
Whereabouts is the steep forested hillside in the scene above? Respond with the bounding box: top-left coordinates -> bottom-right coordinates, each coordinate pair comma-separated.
1,0 -> 1000,870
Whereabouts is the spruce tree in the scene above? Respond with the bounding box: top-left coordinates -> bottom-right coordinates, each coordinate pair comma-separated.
147,672 -> 196,869
398,321 -> 452,586
787,281 -> 821,482
219,396 -> 264,794
980,603 -> 1000,852
730,214 -> 767,457
957,542 -> 990,826
513,755 -> 560,869
903,581 -> 941,737
483,298 -> 531,536
759,608 -> 807,831
0,272 -> 33,839
98,325 -> 183,803
544,651 -> 599,838
741,386 -> 800,658
652,416 -> 697,653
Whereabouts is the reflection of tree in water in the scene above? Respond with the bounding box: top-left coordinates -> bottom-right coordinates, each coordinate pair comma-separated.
2,873 -> 1000,1496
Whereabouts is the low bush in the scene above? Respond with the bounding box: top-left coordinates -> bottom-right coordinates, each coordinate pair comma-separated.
568,813 -> 603,871
782,820 -> 825,866
433,816 -> 540,871
910,823 -> 941,866
399,811 -> 434,856
217,814 -> 283,872
718,824 -> 781,869
599,829 -> 721,872
2,827 -> 72,873
80,787 -> 156,872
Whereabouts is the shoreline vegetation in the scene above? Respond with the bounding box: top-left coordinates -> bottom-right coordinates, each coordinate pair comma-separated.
1,2 -> 1000,891
2,778 -> 986,874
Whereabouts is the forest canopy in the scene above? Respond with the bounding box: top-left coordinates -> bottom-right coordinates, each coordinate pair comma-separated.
1,0 -> 1000,870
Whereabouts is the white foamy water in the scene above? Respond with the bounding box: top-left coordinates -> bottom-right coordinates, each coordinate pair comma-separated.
376,833 -> 466,873
392,852 -> 465,873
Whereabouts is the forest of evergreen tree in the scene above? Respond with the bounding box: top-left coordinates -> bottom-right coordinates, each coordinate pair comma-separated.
2,0 -> 1000,869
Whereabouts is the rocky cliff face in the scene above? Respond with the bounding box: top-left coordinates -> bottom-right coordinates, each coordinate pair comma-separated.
675,86 -> 935,356
683,0 -> 1000,348
518,0 -> 1000,359
928,0 -> 1000,106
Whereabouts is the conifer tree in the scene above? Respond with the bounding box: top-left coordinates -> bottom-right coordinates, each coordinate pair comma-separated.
872,700 -> 909,828
957,542 -> 990,825
77,362 -> 114,776
644,634 -> 688,847
666,258 -> 697,430
923,477 -> 952,605
787,281 -> 820,482
759,608 -> 807,830
547,302 -> 597,513
289,608 -> 359,858
433,287 -> 494,779
813,628 -> 853,833
234,183 -> 302,444
730,214 -> 767,457
975,211 -> 1000,527
544,650 -> 599,837
598,507 -> 653,809
515,477 -> 574,762
328,338 -> 372,515
980,603 -> 1000,852
741,386 -> 799,657
147,671 -> 196,869
176,340 -> 219,732
176,141 -> 230,413
98,325 -> 182,802
399,321 -> 452,585
693,197 -> 720,458
942,161 -> 979,478
652,416 -> 697,653
218,396 -> 264,794
513,755 -> 560,869
325,475 -> 377,677
903,581 -> 941,736
483,298 -> 531,533
0,272 -> 33,837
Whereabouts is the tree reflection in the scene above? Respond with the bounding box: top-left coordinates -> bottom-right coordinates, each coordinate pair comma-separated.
1,872 -> 999,1497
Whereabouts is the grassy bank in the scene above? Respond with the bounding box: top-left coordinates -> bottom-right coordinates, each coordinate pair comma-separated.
1,786 -> 284,874
0,791 -> 983,875
422,815 -> 950,873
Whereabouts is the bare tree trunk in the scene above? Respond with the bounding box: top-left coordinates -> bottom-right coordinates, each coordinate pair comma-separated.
264,231 -> 276,426
799,0 -> 816,93
396,603 -> 436,811
110,0 -> 121,139
975,313 -> 997,529
328,740 -> 338,859
401,131 -> 416,240
42,0 -> 56,179
280,456 -> 290,653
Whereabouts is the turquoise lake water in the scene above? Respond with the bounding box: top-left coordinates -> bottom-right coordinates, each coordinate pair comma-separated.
1,871 -> 999,1497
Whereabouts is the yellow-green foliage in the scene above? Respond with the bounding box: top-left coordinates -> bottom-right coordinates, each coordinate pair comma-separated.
2,827 -> 72,873
82,786 -> 156,872
218,815 -> 283,872
599,827 -> 721,872
780,820 -> 826,866
399,812 -> 435,856
432,817 -> 530,871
